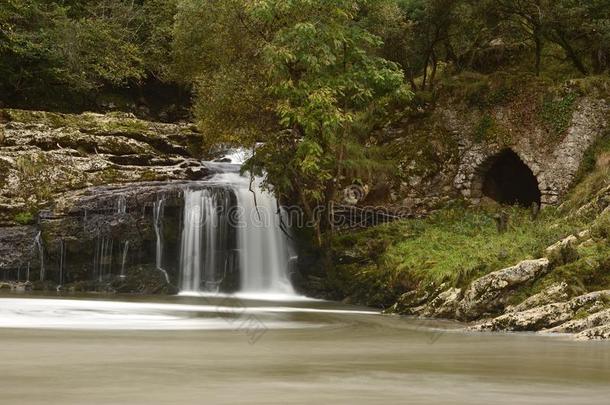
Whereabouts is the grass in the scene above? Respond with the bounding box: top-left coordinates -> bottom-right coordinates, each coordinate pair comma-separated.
330,203 -> 583,307
330,129 -> 610,308
382,207 -> 578,287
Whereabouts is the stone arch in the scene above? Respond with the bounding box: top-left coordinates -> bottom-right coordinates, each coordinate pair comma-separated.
471,149 -> 541,207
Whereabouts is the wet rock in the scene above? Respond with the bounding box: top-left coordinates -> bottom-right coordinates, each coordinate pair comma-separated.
111,265 -> 179,295
472,290 -> 610,332
575,324 -> 610,340
457,258 -> 550,321
545,309 -> 610,334
420,287 -> 462,318
391,283 -> 444,315
0,225 -> 38,269
505,282 -> 570,313
31,280 -> 58,291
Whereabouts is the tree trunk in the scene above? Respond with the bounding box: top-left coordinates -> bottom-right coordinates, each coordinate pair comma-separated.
428,50 -> 438,91
554,29 -> 588,76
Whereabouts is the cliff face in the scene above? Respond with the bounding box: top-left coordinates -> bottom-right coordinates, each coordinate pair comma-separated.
386,74 -> 610,214
0,109 -> 209,291
0,109 -> 206,226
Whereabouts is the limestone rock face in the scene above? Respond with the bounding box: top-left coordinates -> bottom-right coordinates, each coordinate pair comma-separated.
471,290 -> 610,332
419,287 -> 462,318
0,109 -> 211,288
545,309 -> 610,334
504,282 -> 570,313
0,109 -> 206,226
456,258 -> 550,321
575,324 -> 610,340
0,225 -> 39,269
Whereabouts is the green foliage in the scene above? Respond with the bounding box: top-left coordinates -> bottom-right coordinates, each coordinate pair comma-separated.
331,205 -> 582,306
573,130 -> 610,184
0,0 -> 178,110
175,0 -> 410,246
474,114 -> 494,143
540,92 -> 577,137
546,241 -> 610,294
13,211 -> 34,225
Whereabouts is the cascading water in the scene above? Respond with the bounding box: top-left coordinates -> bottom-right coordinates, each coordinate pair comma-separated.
93,235 -> 113,282
120,241 -> 129,278
178,152 -> 295,295
232,174 -> 294,294
152,197 -> 170,283
58,239 -> 66,286
34,231 -> 45,282
179,187 -> 234,292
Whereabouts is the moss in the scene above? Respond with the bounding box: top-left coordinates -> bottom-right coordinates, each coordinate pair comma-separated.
98,167 -> 121,183
474,114 -> 494,142
438,71 -> 544,109
102,119 -> 150,135
539,92 -> 577,138
139,170 -> 161,181
13,211 -> 35,225
573,130 -> 610,184
567,75 -> 610,99
573,308 -> 592,320
540,240 -> 610,293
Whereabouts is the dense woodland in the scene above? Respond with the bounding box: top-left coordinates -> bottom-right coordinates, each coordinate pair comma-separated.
1,0 -> 609,247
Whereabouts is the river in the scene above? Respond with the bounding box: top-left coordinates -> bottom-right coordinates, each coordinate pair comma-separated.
0,293 -> 608,404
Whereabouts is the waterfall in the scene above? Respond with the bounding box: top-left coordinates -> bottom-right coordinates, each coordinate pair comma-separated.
153,197 -> 170,283
233,175 -> 294,294
179,188 -> 233,292
116,195 -> 127,215
93,235 -> 113,282
178,168 -> 294,295
34,231 -> 45,282
120,241 -> 129,278
58,239 -> 66,286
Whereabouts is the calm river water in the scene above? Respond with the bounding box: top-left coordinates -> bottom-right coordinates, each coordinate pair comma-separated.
0,293 -> 609,404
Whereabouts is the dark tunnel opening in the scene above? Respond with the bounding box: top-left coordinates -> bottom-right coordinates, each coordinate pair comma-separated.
481,150 -> 541,207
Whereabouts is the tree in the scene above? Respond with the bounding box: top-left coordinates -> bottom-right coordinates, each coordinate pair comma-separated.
545,0 -> 610,75
172,0 -> 275,149
0,0 -> 177,109
242,0 -> 409,248
494,0 -> 546,76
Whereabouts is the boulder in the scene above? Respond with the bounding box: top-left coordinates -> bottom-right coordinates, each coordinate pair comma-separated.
545,309 -> 610,334
457,258 -> 550,321
544,235 -> 579,265
419,287 -> 462,318
575,324 -> 610,340
391,283 -> 444,315
504,282 -> 570,313
471,290 -> 610,332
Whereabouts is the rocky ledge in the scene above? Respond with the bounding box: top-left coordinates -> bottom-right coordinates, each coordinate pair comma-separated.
390,232 -> 610,341
0,109 -> 207,226
0,109 -> 211,294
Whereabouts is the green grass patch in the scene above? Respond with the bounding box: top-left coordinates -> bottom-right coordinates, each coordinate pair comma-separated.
13,211 -> 35,225
331,204 -> 583,306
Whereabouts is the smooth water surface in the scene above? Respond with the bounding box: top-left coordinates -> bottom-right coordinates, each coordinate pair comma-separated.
0,294 -> 609,404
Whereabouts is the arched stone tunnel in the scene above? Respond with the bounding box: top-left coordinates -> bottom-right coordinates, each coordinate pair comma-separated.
473,149 -> 541,207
